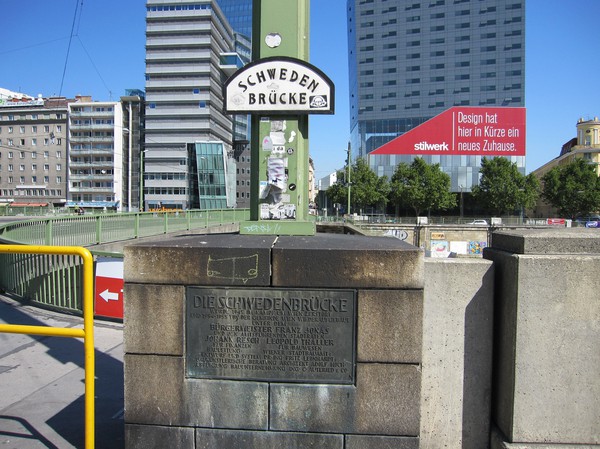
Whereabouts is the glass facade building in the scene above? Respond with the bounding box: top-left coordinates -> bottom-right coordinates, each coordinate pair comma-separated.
347,0 -> 526,191
188,141 -> 236,209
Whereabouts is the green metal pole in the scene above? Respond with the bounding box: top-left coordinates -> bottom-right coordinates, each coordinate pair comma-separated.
242,0 -> 314,236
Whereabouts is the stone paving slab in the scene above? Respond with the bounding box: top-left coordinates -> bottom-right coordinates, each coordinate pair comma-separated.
0,295 -> 124,449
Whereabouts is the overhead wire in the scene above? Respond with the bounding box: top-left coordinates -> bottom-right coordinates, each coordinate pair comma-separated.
59,0 -> 82,97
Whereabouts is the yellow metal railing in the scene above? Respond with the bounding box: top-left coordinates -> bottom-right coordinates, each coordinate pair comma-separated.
0,245 -> 95,449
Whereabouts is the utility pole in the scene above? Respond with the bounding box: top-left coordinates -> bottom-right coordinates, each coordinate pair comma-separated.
346,142 -> 351,216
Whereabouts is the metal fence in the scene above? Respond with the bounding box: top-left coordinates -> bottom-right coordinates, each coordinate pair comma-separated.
0,209 -> 249,314
0,208 -> 250,246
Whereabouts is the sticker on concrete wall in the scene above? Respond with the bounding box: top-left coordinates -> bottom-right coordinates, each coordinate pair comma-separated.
430,240 -> 450,258
450,241 -> 468,255
468,241 -> 487,255
288,130 -> 296,142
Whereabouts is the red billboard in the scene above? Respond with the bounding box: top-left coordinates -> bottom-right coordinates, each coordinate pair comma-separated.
371,107 -> 526,156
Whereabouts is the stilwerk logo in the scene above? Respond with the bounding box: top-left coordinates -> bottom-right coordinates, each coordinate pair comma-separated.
414,141 -> 449,151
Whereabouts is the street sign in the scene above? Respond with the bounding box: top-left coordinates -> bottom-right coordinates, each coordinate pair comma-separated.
95,258 -> 124,319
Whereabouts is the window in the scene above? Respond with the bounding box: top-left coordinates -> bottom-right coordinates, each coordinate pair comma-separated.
8,127 -> 13,133
56,164 -> 62,171
8,151 -> 13,158
19,126 -> 25,133
19,164 -> 25,171
32,138 -> 37,146
19,151 -> 25,159
32,126 -> 37,133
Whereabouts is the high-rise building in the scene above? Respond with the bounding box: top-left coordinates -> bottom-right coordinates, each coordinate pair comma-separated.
218,0 -> 253,41
0,91 -> 69,209
347,0 -> 526,191
144,0 -> 244,210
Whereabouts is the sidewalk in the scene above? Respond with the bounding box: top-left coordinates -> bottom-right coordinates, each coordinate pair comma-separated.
0,295 -> 124,449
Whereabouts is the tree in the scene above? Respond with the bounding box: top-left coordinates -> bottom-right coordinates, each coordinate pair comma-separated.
326,158 -> 389,214
471,157 -> 540,216
390,157 -> 456,216
541,158 -> 600,219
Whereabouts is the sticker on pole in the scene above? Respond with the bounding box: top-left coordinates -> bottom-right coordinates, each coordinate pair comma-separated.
95,258 -> 124,319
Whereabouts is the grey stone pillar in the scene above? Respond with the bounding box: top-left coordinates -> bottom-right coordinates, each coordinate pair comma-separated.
123,234 -> 424,449
484,229 -> 600,448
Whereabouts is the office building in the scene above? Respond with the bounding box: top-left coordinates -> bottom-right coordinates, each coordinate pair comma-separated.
67,96 -> 124,210
0,90 -> 69,209
347,0 -> 526,191
144,0 -> 247,210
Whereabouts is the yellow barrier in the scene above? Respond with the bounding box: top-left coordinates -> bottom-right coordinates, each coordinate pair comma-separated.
0,245 -> 95,449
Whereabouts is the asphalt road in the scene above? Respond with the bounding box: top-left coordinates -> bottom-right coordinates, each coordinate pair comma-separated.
0,295 -> 124,449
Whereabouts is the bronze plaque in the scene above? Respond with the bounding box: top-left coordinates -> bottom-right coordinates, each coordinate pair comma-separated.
186,287 -> 356,384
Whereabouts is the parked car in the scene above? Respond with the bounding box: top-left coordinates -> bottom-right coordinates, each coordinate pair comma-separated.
469,219 -> 489,225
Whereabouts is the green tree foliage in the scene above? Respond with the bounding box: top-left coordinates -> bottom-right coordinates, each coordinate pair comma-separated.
390,157 -> 456,216
541,158 -> 600,219
326,158 -> 390,213
471,157 -> 540,215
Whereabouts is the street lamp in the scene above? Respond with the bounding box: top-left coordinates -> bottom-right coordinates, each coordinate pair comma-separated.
459,185 -> 464,219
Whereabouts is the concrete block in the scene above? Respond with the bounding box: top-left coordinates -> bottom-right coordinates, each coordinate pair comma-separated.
272,234 -> 424,289
490,426 -> 600,449
421,259 -> 494,449
125,354 -> 269,429
486,243 -> 600,444
355,363 -> 421,436
270,364 -> 420,436
125,424 -> 194,449
357,289 -> 423,364
183,378 -> 268,430
123,283 -> 184,355
124,234 -> 276,286
345,434 -> 419,449
270,384 -> 356,433
124,354 -> 184,425
195,428 -> 343,449
490,228 -> 600,255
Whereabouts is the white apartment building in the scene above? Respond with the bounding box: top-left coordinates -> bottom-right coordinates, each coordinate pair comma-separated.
68,96 -> 124,210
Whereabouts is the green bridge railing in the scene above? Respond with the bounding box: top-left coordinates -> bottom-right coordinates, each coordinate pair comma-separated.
0,209 -> 249,314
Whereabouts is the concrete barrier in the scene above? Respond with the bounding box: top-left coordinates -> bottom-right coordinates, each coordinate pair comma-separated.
422,259 -> 494,449
485,229 -> 600,448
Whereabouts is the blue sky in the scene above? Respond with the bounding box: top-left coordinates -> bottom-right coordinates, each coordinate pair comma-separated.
1,0 -> 599,179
